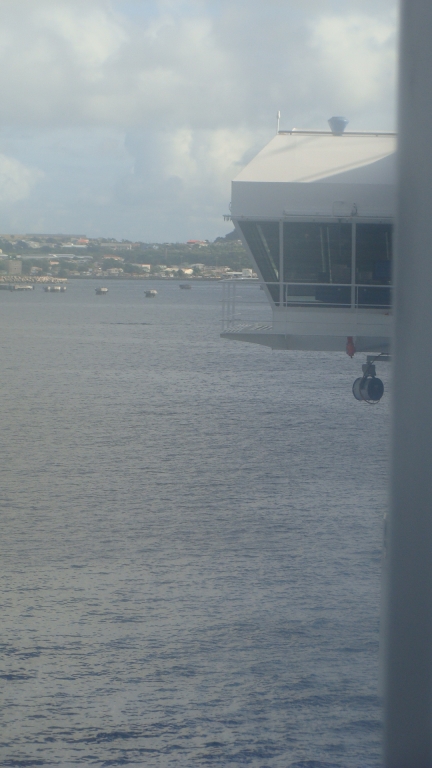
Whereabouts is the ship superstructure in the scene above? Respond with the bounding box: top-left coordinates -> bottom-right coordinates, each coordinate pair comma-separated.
221,118 -> 396,401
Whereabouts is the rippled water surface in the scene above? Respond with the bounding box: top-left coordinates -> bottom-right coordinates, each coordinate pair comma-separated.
0,280 -> 390,767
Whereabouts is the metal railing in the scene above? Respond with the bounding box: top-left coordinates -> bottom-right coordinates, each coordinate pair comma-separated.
221,279 -> 272,331
261,281 -> 392,310
221,279 -> 392,332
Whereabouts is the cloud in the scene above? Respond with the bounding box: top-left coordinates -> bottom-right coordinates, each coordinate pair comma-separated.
0,155 -> 42,204
309,13 -> 397,115
0,0 -> 398,130
112,127 -> 259,238
43,5 -> 126,71
0,0 -> 398,239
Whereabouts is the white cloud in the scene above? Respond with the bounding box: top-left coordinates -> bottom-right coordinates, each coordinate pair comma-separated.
41,4 -> 127,72
0,155 -> 42,204
0,0 -> 398,239
154,128 -> 257,190
0,1 -> 398,129
309,13 -> 397,113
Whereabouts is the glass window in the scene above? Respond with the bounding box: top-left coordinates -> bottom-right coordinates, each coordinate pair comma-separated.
356,223 -> 392,308
356,224 -> 392,285
283,223 -> 351,284
239,220 -> 393,309
238,221 -> 279,303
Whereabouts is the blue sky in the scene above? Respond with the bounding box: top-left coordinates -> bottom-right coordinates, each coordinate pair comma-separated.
0,0 -> 398,241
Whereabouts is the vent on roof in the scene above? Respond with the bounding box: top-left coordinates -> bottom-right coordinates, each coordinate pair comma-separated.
328,116 -> 349,135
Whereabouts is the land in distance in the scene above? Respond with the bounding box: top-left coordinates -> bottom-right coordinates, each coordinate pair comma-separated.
0,231 -> 253,280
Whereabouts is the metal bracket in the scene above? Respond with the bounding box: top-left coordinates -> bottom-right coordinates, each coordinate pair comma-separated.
367,353 -> 391,364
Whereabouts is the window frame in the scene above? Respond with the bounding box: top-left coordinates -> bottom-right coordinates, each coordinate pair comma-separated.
236,216 -> 393,310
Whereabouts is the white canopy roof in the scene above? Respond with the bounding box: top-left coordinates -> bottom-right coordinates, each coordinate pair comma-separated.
235,132 -> 396,184
232,131 -> 397,219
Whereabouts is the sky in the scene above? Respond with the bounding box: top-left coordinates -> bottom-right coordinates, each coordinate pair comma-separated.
0,0 -> 398,242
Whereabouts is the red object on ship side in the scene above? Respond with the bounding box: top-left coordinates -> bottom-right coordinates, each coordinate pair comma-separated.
346,336 -> 356,358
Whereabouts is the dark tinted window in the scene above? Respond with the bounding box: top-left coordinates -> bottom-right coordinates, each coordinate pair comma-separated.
356,224 -> 392,285
238,221 -> 279,303
283,223 -> 351,284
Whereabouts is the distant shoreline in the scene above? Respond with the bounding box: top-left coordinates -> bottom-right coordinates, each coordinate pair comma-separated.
0,276 -> 259,284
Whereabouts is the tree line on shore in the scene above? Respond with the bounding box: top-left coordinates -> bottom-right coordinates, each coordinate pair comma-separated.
0,232 -> 252,275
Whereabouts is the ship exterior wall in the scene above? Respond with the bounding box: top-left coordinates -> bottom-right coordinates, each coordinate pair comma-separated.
232,180 -> 395,220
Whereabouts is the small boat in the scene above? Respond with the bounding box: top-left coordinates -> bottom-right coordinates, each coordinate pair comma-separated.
145,289 -> 157,298
44,285 -> 66,292
179,283 -> 191,289
95,287 -> 108,295
11,284 -> 33,291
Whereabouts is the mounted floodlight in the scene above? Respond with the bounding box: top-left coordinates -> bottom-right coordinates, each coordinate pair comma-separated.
328,116 -> 349,135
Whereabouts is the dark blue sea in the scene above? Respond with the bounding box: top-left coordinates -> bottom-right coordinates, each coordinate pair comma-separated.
0,280 -> 389,767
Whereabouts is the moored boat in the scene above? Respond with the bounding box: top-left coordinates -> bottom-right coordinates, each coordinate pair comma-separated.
44,285 -> 67,292
11,284 -> 33,291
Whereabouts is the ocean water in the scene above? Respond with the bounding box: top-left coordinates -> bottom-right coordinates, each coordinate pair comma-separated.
0,280 -> 389,767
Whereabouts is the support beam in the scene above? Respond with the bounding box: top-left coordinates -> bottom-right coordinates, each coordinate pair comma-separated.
384,1 -> 432,765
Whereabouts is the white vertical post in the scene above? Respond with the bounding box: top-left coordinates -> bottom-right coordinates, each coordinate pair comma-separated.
351,222 -> 356,309
279,220 -> 283,309
231,281 -> 236,325
384,1 -> 432,765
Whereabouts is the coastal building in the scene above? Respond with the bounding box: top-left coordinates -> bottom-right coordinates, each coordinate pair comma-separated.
8,259 -> 22,276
